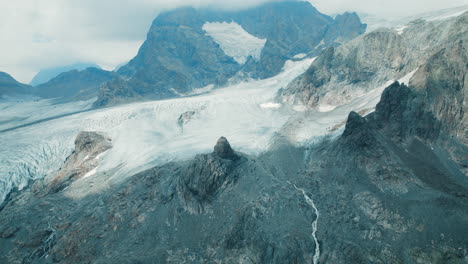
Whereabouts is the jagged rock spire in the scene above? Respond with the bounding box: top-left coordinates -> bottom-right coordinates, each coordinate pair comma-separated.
213,137 -> 238,160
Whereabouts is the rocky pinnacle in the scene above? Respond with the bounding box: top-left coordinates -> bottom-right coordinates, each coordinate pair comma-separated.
213,137 -> 238,160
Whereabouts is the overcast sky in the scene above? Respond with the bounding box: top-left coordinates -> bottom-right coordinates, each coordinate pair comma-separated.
1,0 -> 467,83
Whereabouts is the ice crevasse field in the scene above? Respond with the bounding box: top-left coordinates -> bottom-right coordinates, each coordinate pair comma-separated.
0,56 -> 416,203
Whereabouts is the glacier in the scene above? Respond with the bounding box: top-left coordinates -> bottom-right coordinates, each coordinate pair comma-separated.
202,21 -> 267,64
0,57 -> 417,204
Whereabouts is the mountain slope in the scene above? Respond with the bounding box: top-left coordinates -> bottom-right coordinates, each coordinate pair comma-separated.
94,1 -> 366,106
35,67 -> 119,101
30,63 -> 100,86
280,11 -> 467,110
0,72 -> 34,99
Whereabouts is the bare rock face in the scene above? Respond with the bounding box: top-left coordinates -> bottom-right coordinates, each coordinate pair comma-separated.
178,137 -> 241,213
213,137 -> 238,160
42,131 -> 112,194
177,111 -> 197,131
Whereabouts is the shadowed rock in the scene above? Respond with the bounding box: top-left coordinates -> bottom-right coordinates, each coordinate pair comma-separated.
178,137 -> 241,213
177,111 -> 197,130
340,111 -> 378,150
214,137 -> 238,160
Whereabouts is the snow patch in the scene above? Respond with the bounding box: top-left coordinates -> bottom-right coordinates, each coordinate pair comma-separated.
83,167 -> 97,179
203,21 -> 267,64
317,104 -> 336,113
95,150 -> 109,160
395,26 -> 408,35
169,88 -> 185,97
260,102 -> 281,109
398,69 -> 417,85
293,53 -> 307,59
188,84 -> 215,96
292,105 -> 308,112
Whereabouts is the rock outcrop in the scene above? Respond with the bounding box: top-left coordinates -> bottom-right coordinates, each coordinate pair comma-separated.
40,131 -> 112,194
213,137 -> 239,160
178,137 -> 241,213
177,111 -> 197,131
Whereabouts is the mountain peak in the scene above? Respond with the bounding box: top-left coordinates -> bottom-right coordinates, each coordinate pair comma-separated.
0,71 -> 18,83
214,137 -> 238,160
95,2 -> 366,106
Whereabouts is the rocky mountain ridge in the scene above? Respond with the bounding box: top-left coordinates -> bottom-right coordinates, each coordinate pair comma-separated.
279,11 -> 467,110
0,72 -> 34,99
93,1 -> 366,106
35,67 -> 118,101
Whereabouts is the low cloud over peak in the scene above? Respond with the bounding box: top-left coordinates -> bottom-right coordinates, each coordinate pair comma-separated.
1,0 -> 465,82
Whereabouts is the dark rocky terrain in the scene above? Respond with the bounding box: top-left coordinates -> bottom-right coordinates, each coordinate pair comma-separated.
94,1 -> 366,106
0,38 -> 466,263
0,72 -> 34,99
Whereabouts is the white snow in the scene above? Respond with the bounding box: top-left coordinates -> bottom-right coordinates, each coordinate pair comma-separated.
0,98 -> 94,131
203,21 -> 267,64
169,88 -> 185,97
317,104 -> 337,113
293,53 -> 307,59
95,150 -> 108,160
260,102 -> 281,109
395,26 -> 408,35
426,9 -> 468,21
83,167 -> 97,179
363,5 -> 468,32
399,69 -> 417,85
188,84 -> 215,96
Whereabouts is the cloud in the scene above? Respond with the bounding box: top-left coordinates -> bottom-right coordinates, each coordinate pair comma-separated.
0,0 -> 466,83
309,0 -> 468,17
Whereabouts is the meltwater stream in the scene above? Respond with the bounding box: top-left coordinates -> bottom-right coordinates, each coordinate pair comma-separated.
289,181 -> 321,264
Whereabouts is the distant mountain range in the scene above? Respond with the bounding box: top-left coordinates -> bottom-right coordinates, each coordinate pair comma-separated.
29,63 -> 101,86
0,72 -> 34,99
34,67 -> 118,101
0,67 -> 116,102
